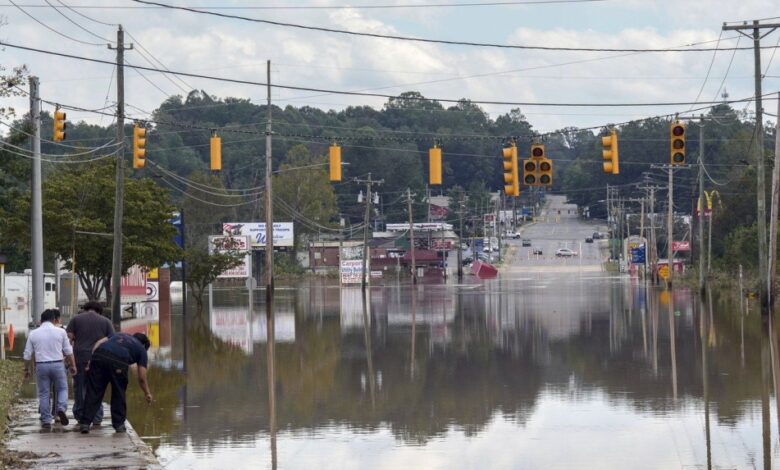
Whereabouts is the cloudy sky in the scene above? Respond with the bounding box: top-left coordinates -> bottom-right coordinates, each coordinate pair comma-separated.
1,0 -> 778,132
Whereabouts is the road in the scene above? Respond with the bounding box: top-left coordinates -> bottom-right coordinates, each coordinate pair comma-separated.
503,195 -> 607,273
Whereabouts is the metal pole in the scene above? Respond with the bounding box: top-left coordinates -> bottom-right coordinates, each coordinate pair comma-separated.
769,91 -> 780,308
361,176 -> 372,290
265,60 -> 274,300
668,167 -> 674,288
109,26 -> 129,329
30,76 -> 44,325
408,188 -> 417,284
698,117 -> 706,295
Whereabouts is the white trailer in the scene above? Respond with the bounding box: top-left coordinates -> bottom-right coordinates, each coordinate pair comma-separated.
2,269 -> 57,333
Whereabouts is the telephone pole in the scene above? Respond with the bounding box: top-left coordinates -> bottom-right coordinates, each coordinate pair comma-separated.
698,116 -> 706,296
667,166 -> 674,288
722,20 -> 779,310
264,60 -> 274,300
29,77 -> 43,323
356,175 -> 382,290
109,26 -> 132,328
457,203 -> 465,280
407,189 -> 417,284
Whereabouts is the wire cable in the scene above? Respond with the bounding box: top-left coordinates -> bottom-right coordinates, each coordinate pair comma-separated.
54,0 -> 116,26
125,30 -> 194,93
42,0 -> 111,42
8,0 -> 105,46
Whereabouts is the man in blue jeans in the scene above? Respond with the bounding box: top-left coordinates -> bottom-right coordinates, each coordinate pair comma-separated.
66,301 -> 114,425
23,309 -> 77,428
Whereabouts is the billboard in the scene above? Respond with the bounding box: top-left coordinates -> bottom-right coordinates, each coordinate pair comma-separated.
222,222 -> 294,247
340,260 -> 364,284
121,265 -> 147,303
209,235 -> 252,278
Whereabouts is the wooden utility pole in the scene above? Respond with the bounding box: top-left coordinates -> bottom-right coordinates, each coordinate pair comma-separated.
770,92 -> 780,307
667,166 -> 674,288
698,117 -> 706,296
264,60 -> 274,300
649,186 -> 657,282
29,77 -> 44,325
356,174 -> 382,290
407,188 -> 417,284
722,20 -> 779,310
109,26 -> 131,328
457,203 -> 464,280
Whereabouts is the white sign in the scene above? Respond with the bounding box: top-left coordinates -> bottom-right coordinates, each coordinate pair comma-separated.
223,222 -> 295,247
145,281 -> 159,302
385,223 -> 453,232
209,235 -> 252,278
340,260 -> 364,284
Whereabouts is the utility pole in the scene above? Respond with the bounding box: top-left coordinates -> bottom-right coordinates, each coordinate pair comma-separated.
457,203 -> 464,280
356,174 -> 382,290
722,20 -> 779,310
109,26 -> 131,328
770,92 -> 780,307
407,188 -> 417,284
29,77 -> 44,325
265,60 -> 274,300
667,166 -> 674,288
640,197 -> 645,279
496,193 -> 502,263
698,116 -> 706,296
649,186 -> 657,282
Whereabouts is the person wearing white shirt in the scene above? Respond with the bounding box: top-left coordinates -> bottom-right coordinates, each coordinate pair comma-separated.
23,309 -> 77,428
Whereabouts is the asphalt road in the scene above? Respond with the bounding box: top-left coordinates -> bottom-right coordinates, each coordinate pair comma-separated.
504,195 -> 607,273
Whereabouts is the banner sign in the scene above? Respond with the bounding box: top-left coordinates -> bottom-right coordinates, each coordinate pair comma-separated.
209,235 -> 251,278
223,222 -> 294,247
672,241 -> 691,251
340,260 -> 364,284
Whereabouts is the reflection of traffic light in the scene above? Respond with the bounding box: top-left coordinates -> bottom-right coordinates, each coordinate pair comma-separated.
601,128 -> 619,174
53,107 -> 66,142
429,145 -> 442,185
502,143 -> 519,197
670,121 -> 685,165
539,158 -> 553,186
210,132 -> 221,171
132,125 -> 146,169
523,159 -> 537,185
329,143 -> 342,182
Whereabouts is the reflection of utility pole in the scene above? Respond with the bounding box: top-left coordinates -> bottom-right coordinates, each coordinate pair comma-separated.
265,299 -> 277,470
361,291 -> 376,409
722,20 -> 778,311
700,295 -> 711,470
668,294 -> 677,400
406,188 -> 417,284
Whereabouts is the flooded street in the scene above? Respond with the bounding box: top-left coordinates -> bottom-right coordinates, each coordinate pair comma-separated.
115,274 -> 780,469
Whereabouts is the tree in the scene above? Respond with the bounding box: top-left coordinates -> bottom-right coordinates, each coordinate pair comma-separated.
184,240 -> 245,315
0,159 -> 180,300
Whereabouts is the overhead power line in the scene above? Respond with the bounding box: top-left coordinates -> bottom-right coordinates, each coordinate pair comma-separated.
130,0 -> 779,53
4,0 -> 612,9
8,0 -> 104,45
4,41 -> 778,108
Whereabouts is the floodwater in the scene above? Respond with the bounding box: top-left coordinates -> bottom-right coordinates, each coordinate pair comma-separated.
18,274 -> 780,469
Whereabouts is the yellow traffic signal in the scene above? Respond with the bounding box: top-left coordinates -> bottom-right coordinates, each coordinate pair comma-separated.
502,143 -> 519,197
602,129 -> 619,174
210,133 -> 222,171
539,158 -> 553,186
53,107 -> 66,142
531,144 -> 545,159
133,125 -> 146,169
429,145 -> 442,185
670,121 -> 685,165
523,159 -> 537,186
329,143 -> 342,182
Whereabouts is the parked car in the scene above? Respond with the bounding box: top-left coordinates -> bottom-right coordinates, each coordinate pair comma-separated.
532,248 -> 543,255
477,252 -> 493,262
555,248 -> 578,257
522,239 -> 532,247
592,232 -> 602,240
585,237 -> 594,243
462,256 -> 474,266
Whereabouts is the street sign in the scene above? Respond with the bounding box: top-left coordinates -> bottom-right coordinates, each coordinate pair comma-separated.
672,241 -> 691,251
658,265 -> 670,280
630,246 -> 646,264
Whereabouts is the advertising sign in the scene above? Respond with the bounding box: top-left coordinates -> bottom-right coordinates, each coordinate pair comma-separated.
223,222 -> 294,247
672,241 -> 691,251
121,265 -> 147,303
340,260 -> 364,284
630,246 -> 646,264
209,236 -> 251,278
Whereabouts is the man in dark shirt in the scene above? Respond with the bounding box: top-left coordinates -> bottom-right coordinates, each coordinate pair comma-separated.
78,332 -> 153,434
66,301 -> 114,425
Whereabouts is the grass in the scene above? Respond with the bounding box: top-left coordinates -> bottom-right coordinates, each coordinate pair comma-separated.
0,360 -> 24,466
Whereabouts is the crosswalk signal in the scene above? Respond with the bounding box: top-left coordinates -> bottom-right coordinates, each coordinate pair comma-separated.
132,124 -> 146,169
329,143 -> 342,182
523,159 -> 537,185
601,129 -> 619,174
53,107 -> 66,142
502,143 -> 519,197
670,121 -> 685,165
210,132 -> 222,171
539,158 -> 553,186
429,145 -> 442,185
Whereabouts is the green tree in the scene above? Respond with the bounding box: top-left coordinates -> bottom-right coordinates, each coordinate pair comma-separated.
184,240 -> 245,314
0,159 -> 180,300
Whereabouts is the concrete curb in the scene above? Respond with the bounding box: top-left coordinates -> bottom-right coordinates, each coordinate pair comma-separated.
6,399 -> 162,469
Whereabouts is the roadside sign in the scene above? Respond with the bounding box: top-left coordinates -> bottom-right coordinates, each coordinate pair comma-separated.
658,265 -> 670,280
630,246 -> 646,264
672,241 -> 690,251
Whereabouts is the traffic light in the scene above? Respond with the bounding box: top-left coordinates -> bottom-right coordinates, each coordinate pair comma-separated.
329,143 -> 342,182
531,144 -> 544,159
601,128 -> 619,174
53,107 -> 66,142
523,158 -> 537,185
210,132 -> 222,171
670,121 -> 685,165
132,124 -> 146,169
539,158 -> 553,186
502,143 -> 519,197
429,145 -> 442,185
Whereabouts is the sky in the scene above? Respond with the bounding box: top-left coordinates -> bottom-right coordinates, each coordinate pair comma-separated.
0,0 -> 779,133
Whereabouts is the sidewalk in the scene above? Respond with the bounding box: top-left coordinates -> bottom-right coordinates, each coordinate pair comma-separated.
5,400 -> 161,469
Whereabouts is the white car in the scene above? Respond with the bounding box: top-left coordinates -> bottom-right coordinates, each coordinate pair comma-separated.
555,248 -> 578,257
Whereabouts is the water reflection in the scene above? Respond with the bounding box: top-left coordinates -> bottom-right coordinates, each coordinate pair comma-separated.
121,277 -> 780,469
